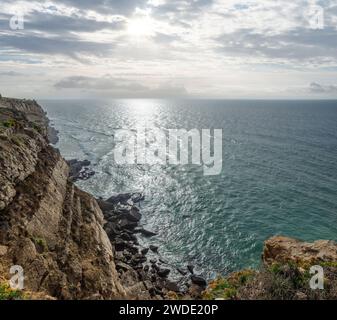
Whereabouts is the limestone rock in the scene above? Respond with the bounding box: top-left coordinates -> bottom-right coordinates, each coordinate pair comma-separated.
263,236 -> 337,266
0,96 -> 127,300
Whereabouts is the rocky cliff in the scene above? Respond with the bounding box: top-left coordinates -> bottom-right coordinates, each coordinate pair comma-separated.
0,96 -> 126,299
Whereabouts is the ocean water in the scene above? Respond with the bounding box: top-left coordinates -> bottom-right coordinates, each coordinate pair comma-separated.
41,99 -> 337,279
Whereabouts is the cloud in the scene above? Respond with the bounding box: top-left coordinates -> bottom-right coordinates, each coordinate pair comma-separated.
54,75 -> 189,98
44,0 -> 148,15
1,0 -> 337,98
0,33 -> 114,60
309,82 -> 337,94
0,0 -> 148,15
25,11 -> 125,33
0,71 -> 24,76
216,27 -> 337,62
54,75 -> 147,91
152,32 -> 181,43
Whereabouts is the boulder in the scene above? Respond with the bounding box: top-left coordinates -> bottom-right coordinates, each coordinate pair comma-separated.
187,265 -> 195,274
107,193 -> 144,205
150,245 -> 159,253
191,275 -> 207,287
157,268 -> 171,278
135,228 -> 158,237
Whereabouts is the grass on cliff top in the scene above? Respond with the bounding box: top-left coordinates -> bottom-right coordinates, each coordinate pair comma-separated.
203,262 -> 337,300
202,270 -> 256,300
0,282 -> 24,300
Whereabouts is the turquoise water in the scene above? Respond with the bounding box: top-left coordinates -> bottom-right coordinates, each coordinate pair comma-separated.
41,99 -> 337,279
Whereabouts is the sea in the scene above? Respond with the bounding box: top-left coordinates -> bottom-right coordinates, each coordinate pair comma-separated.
41,99 -> 337,279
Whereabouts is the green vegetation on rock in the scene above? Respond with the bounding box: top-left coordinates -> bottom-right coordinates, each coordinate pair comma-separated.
2,119 -> 17,128
0,282 -> 24,300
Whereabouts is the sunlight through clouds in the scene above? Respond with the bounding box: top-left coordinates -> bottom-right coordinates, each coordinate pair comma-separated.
0,0 -> 337,98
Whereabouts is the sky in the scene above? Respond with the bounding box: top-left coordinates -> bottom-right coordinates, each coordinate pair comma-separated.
0,0 -> 337,99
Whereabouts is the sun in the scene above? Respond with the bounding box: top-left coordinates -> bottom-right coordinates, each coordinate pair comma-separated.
127,17 -> 154,37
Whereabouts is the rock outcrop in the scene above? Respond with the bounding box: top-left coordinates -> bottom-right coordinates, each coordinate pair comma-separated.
0,97 -> 58,144
263,236 -> 337,266
0,96 -> 125,299
204,236 -> 337,300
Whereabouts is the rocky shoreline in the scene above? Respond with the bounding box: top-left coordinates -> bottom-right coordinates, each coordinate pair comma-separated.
65,153 -> 208,297
67,155 -> 207,298
97,192 -> 208,299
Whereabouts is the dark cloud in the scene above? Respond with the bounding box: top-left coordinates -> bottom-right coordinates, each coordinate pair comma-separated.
152,0 -> 213,14
0,8 -> 123,61
54,75 -> 188,98
309,82 -> 337,94
46,0 -> 147,15
0,33 -> 114,60
216,27 -> 337,61
55,75 -> 147,91
150,0 -> 213,28
25,11 -> 125,33
0,71 -> 24,76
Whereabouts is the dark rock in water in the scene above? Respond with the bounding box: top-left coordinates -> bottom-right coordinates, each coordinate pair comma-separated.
118,219 -> 138,230
191,275 -> 207,287
125,245 -> 139,255
141,248 -> 149,255
47,125 -> 59,144
107,192 -> 144,205
165,280 -> 180,292
131,193 -> 145,203
97,199 -> 115,213
132,253 -> 147,265
120,232 -> 132,242
150,245 -> 159,253
159,258 -> 168,264
121,206 -> 141,223
177,268 -> 188,276
107,193 -> 132,204
67,159 -> 95,182
150,259 -> 157,264
105,224 -> 119,239
143,265 -> 150,273
115,240 -> 127,251
157,268 -> 171,278
187,265 -> 195,274
152,264 -> 160,272
134,228 -> 158,237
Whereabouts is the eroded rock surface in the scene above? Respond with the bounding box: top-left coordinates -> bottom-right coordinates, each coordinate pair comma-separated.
263,236 -> 337,266
0,96 -> 125,299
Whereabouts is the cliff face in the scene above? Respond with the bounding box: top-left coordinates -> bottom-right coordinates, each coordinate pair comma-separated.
0,97 -> 125,299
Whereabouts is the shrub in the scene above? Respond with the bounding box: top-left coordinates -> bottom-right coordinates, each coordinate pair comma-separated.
0,282 -> 24,300
2,119 -> 16,128
33,237 -> 48,252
